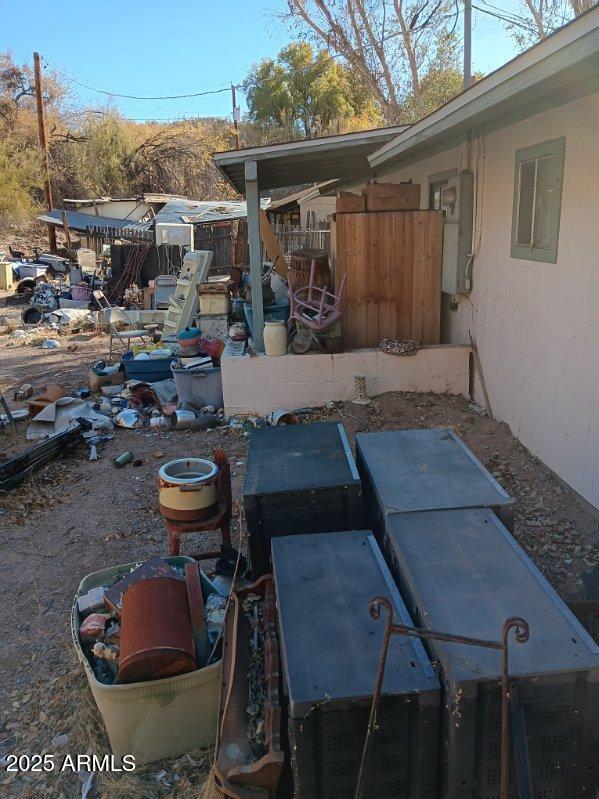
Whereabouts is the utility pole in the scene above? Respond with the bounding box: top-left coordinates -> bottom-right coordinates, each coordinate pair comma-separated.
463,0 -> 472,90
33,51 -> 57,253
231,83 -> 240,149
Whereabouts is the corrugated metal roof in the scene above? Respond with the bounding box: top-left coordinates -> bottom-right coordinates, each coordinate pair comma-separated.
154,198 -> 270,225
213,126 -> 408,194
38,209 -> 151,233
268,181 -> 336,211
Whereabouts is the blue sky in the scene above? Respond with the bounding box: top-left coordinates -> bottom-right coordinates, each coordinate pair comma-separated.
1,0 -> 525,123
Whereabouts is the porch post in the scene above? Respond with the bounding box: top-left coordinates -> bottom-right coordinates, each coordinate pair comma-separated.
245,160 -> 264,352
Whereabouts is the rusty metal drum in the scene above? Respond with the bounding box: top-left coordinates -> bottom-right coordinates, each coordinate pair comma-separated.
118,577 -> 196,683
158,458 -> 219,523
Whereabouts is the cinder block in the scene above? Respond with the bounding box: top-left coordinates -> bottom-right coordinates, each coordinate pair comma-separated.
376,346 -> 470,395
226,353 -> 290,385
331,350 -> 379,397
287,352 -> 334,382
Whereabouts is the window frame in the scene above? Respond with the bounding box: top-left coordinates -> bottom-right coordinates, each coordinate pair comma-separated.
510,137 -> 565,264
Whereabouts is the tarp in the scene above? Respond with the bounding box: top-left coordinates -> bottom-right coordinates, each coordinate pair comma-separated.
26,398 -> 114,440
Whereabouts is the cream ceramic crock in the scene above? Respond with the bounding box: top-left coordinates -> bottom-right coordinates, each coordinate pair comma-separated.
158,458 -> 219,521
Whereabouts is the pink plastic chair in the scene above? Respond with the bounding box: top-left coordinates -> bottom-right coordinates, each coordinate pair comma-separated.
287,259 -> 346,334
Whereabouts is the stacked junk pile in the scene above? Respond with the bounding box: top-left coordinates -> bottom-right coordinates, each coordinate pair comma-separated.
68,421 -> 599,797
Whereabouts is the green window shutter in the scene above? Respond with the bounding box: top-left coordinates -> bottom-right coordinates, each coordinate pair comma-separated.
511,137 -> 565,263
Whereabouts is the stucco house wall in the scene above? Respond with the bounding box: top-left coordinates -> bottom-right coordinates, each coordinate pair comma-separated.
298,195 -> 336,228
344,92 -> 599,507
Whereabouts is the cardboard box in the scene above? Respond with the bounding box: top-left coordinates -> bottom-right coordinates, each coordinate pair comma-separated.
336,191 -> 366,214
361,182 -> 421,211
88,368 -> 126,392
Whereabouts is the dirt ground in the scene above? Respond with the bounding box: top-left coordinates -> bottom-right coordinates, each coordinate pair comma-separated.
0,296 -> 598,799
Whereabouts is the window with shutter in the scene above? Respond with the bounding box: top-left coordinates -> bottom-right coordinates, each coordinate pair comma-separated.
511,138 -> 565,263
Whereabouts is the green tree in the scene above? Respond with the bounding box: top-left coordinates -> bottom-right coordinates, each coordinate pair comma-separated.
285,0 -> 465,124
0,136 -> 41,222
244,42 -> 382,140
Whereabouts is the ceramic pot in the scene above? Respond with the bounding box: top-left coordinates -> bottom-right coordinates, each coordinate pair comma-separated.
264,320 -> 287,356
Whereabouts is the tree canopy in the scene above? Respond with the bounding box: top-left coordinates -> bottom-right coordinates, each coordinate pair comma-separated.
243,41 -> 383,140
0,53 -> 236,229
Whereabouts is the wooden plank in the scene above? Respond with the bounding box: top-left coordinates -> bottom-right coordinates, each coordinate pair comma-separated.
380,214 -> 397,344
364,213 -> 379,347
352,213 -> 368,348
422,211 -> 442,344
397,211 -> 413,339
362,182 -> 421,212
259,210 -> 287,277
410,211 -> 425,341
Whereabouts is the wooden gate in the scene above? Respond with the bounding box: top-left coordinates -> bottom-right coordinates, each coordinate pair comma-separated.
335,210 -> 443,348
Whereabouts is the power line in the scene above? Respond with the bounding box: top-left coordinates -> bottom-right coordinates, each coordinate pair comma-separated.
46,61 -> 238,100
65,77 -> 233,100
473,0 -> 539,32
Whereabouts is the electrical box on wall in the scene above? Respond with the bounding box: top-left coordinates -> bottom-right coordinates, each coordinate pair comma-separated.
440,171 -> 474,295
155,222 -> 194,249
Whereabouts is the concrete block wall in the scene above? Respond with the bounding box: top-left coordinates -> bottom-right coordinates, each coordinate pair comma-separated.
222,345 -> 471,417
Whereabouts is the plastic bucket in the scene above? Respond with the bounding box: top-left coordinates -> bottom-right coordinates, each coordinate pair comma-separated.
71,557 -> 222,764
243,300 -> 290,339
71,284 -> 93,302
171,365 -> 223,409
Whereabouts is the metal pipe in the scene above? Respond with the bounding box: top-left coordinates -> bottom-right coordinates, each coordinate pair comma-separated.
245,160 -> 265,352
463,0 -> 472,89
354,596 -> 529,799
501,617 -> 530,799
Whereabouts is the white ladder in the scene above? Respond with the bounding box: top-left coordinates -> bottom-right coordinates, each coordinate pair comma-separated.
162,250 -> 213,337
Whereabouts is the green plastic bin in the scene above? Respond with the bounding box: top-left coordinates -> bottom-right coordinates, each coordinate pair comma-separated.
71,557 -> 222,764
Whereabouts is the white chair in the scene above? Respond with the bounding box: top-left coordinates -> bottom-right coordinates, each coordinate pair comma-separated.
93,290 -> 148,361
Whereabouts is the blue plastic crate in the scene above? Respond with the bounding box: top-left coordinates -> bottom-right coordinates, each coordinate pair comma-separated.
122,352 -> 176,383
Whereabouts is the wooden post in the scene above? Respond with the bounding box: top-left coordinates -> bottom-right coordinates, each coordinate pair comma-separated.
33,52 -> 57,253
246,160 -> 264,352
231,84 -> 240,150
61,210 -> 72,250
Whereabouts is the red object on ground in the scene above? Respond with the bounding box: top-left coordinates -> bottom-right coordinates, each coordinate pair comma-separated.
164,449 -> 232,558
118,576 -> 196,683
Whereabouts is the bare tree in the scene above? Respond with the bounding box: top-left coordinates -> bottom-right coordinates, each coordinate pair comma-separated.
507,0 -> 596,45
285,0 -> 460,124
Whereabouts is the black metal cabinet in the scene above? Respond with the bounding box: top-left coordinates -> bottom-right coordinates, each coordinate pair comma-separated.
381,508 -> 599,799
272,530 -> 441,799
244,423 -> 363,576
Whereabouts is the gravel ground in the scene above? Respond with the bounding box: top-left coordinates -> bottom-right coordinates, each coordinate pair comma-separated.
0,310 -> 598,799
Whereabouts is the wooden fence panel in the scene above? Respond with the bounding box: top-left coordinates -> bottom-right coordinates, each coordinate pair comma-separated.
335,210 -> 442,348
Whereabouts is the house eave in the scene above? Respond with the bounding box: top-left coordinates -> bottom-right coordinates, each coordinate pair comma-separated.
369,7 -> 599,171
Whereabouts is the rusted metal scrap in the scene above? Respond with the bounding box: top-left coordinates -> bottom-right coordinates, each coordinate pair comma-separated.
355,596 -> 529,799
0,421 -> 86,491
118,576 -> 196,684
214,575 -> 284,799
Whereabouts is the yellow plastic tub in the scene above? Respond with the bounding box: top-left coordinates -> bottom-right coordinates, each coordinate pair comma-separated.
71,558 -> 222,764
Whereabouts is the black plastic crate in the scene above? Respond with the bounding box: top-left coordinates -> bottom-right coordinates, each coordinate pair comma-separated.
244,422 -> 363,576
381,508 -> 599,799
272,530 -> 441,799
356,428 -> 515,532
